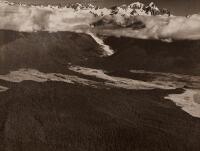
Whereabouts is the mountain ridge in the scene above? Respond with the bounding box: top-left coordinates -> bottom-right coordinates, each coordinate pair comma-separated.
0,1 -> 171,17
65,1 -> 171,17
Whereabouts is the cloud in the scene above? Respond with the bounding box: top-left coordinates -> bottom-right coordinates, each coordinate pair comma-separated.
93,14 -> 200,40
0,1 -> 96,32
0,1 -> 200,41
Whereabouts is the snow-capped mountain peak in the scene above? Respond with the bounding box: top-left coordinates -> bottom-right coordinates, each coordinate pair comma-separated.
129,2 -> 144,9
107,2 -> 170,16
0,0 -> 170,17
149,2 -> 157,9
91,2 -> 171,28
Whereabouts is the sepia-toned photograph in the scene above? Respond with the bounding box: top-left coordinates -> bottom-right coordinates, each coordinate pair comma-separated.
0,0 -> 199,151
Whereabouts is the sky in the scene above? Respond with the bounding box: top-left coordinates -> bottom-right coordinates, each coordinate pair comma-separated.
5,0 -> 200,15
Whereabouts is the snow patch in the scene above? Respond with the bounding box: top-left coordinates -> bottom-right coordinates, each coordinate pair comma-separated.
130,70 -> 200,89
165,89 -> 200,118
130,70 -> 200,118
87,32 -> 114,56
69,66 -> 175,90
0,85 -> 8,92
0,69 -> 99,87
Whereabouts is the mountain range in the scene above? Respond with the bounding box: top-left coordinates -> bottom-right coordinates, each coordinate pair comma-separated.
2,1 -> 171,17
70,2 -> 171,17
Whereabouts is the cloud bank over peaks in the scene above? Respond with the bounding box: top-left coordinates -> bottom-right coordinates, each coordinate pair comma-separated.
0,1 -> 171,32
0,1 -> 97,32
0,1 -> 200,41
93,14 -> 200,41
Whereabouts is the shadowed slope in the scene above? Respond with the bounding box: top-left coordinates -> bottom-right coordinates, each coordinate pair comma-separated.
0,81 -> 199,151
0,30 -> 200,151
0,31 -> 102,74
102,37 -> 200,75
